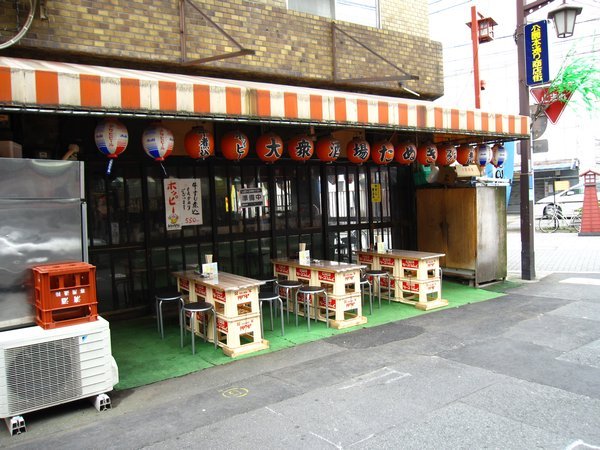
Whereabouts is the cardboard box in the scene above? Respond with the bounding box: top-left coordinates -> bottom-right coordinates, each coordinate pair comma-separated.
0,141 -> 22,158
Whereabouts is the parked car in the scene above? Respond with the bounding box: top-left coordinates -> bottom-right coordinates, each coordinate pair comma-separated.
534,181 -> 600,218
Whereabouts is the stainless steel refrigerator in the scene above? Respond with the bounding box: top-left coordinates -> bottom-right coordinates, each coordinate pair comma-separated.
0,158 -> 88,331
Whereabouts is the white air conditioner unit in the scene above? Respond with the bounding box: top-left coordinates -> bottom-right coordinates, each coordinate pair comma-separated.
0,317 -> 118,433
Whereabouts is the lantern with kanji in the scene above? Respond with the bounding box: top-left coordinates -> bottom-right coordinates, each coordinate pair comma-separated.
287,135 -> 314,162
142,123 -> 174,176
184,127 -> 214,160
256,132 -> 283,163
316,136 -> 341,163
456,144 -> 476,165
416,144 -> 437,166
437,145 -> 457,166
491,144 -> 507,167
94,118 -> 128,175
142,124 -> 174,161
371,141 -> 394,165
221,131 -> 249,161
394,142 -> 417,165
346,137 -> 370,164
477,144 -> 492,167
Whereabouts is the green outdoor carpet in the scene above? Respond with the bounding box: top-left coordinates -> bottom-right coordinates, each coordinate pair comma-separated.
110,280 -> 505,390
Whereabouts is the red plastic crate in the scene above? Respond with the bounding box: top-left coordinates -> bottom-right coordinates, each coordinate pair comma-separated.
36,303 -> 98,330
32,262 -> 97,311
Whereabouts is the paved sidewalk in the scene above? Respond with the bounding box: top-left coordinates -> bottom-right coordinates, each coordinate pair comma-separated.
507,214 -> 600,276
1,215 -> 598,448
2,273 -> 599,449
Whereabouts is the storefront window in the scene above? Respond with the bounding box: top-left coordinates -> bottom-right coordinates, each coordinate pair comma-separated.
358,168 -> 369,223
311,166 -> 322,228
288,0 -> 379,28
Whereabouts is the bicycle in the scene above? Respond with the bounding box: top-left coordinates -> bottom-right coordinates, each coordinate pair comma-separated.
537,205 -> 581,233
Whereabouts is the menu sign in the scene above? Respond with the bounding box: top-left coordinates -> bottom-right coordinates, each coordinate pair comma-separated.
164,178 -> 203,230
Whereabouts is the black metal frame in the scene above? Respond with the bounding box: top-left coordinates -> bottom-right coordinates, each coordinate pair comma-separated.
86,154 -> 415,314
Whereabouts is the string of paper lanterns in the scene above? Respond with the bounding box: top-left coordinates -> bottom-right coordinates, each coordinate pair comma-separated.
94,120 -> 505,169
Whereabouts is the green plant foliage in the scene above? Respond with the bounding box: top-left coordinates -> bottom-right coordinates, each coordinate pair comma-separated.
548,43 -> 600,111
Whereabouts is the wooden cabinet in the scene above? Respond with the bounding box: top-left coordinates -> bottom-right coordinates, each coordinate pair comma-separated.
416,186 -> 507,286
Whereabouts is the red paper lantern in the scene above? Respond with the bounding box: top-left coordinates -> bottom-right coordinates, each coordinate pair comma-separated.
221,131 -> 249,161
371,141 -> 394,165
416,144 -> 437,166
346,137 -> 370,164
394,142 -> 417,165
256,132 -> 283,163
184,127 -> 214,160
287,135 -> 314,161
316,137 -> 341,163
437,145 -> 457,166
456,144 -> 475,165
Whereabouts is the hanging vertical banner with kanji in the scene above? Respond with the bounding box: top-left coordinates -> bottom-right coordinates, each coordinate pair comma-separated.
524,20 -> 550,86
163,178 -> 203,230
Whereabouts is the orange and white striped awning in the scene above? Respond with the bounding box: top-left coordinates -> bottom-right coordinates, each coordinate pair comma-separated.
0,57 -> 529,140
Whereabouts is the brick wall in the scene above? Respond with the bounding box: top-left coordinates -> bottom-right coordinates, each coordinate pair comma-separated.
380,0 -> 430,37
4,0 -> 443,99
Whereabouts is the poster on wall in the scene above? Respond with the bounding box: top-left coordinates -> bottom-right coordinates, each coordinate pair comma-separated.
163,178 -> 203,230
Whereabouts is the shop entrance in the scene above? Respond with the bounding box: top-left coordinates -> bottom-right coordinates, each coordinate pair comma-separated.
86,158 -> 415,314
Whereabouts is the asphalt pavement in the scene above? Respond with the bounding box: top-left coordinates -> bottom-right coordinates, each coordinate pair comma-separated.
2,215 -> 599,449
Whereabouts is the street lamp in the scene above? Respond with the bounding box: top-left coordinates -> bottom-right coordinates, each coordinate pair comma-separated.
516,0 -> 583,280
547,1 -> 583,38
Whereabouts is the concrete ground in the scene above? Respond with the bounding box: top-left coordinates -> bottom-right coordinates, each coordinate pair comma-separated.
2,215 -> 599,449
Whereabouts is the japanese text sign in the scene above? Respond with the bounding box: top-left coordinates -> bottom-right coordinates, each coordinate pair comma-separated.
239,187 -> 265,209
524,20 -> 549,86
163,178 -> 203,231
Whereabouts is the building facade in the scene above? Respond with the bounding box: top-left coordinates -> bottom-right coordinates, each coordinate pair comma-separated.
0,0 -> 527,316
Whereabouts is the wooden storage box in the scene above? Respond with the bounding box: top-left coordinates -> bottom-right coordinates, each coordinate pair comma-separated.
315,292 -> 367,329
211,287 -> 259,318
215,313 -> 268,357
317,269 -> 360,296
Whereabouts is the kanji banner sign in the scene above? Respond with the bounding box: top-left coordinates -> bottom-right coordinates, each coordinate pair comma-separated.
524,20 -> 550,86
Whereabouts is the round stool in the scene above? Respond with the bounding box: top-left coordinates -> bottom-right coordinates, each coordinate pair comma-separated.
182,301 -> 217,355
276,279 -> 302,323
154,288 -> 184,341
295,285 -> 329,330
359,271 -> 373,315
259,291 -> 285,336
365,270 -> 391,308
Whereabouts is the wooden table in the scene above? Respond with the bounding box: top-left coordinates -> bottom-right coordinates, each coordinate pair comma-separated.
172,270 -> 269,357
272,258 -> 367,329
354,249 -> 448,311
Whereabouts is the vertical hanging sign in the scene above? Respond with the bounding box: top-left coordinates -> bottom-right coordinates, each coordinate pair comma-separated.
524,20 -> 550,86
164,178 -> 203,230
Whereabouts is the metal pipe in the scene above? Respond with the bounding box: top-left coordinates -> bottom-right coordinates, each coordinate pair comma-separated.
516,0 -> 536,280
0,0 -> 37,50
